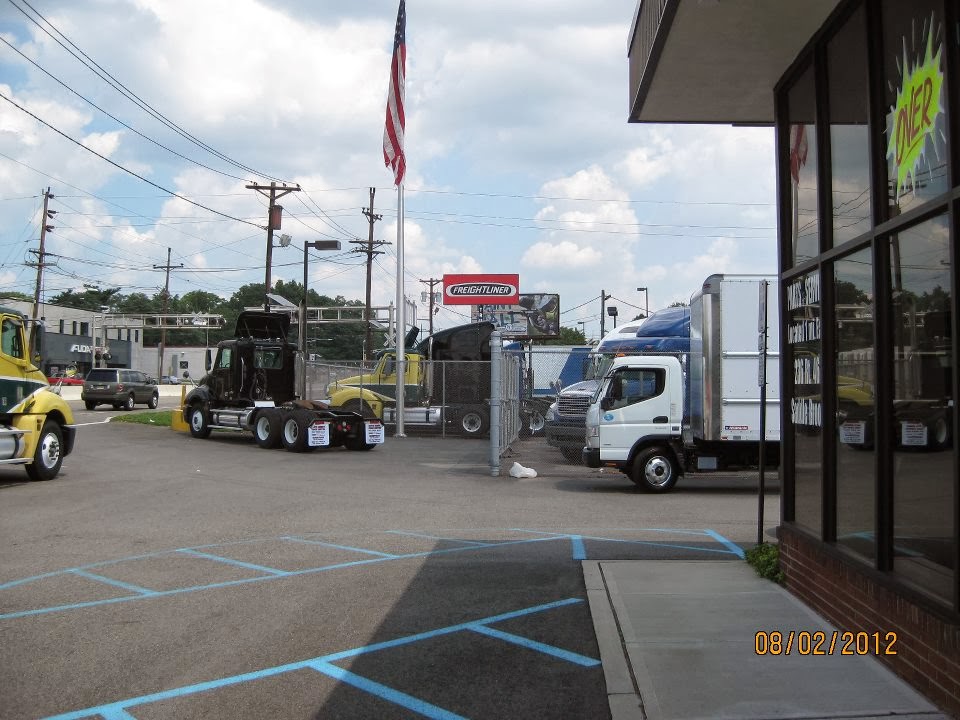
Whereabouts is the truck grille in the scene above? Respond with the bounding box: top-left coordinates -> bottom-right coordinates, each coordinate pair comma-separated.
557,395 -> 591,416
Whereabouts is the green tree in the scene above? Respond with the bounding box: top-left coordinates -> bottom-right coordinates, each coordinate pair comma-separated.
49,286 -> 123,312
537,326 -> 588,345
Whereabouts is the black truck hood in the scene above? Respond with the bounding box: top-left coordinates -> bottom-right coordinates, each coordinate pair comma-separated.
234,311 -> 290,340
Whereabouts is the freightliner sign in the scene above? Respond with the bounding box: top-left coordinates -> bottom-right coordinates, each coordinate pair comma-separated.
442,273 -> 520,305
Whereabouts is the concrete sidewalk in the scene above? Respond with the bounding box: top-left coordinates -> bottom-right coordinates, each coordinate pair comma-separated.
585,560 -> 947,720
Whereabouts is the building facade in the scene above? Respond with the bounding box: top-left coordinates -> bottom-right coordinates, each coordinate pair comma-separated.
3,300 -> 210,381
629,0 -> 958,714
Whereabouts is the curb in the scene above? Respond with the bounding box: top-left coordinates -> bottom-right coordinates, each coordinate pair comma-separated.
583,561 -> 646,720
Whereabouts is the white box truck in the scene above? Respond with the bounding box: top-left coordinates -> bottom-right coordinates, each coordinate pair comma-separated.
583,274 -> 780,491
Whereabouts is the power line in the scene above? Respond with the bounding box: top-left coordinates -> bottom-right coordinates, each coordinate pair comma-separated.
0,91 -> 264,228
7,0 -> 287,184
0,35 -> 252,183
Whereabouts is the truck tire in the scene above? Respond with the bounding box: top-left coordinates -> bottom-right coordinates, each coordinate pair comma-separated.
458,407 -> 489,437
253,409 -> 283,449
188,404 -> 212,438
26,421 -> 64,481
281,409 -> 316,453
631,446 -> 679,493
347,428 -> 377,451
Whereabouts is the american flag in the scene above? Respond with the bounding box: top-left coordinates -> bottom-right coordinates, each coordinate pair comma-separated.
789,123 -> 808,185
383,0 -> 406,186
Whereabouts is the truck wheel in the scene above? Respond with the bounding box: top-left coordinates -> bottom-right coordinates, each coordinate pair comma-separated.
930,415 -> 952,450
347,428 -> 377,452
281,409 -> 316,453
253,409 -> 283,449
458,407 -> 489,437
188,404 -> 212,438
124,393 -> 136,411
26,421 -> 64,481
631,446 -> 679,493
148,392 -> 159,410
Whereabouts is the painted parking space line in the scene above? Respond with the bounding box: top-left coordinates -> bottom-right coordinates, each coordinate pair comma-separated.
3,529 -> 744,621
69,569 -> 156,596
42,598 -> 592,720
175,548 -> 290,576
514,528 -> 744,559
280,535 -> 398,557
387,530 -> 496,547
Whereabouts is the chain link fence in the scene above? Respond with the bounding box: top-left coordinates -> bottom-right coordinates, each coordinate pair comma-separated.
302,344 -> 598,473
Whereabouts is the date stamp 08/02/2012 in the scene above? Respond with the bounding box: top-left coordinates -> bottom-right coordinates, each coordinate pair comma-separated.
755,630 -> 898,656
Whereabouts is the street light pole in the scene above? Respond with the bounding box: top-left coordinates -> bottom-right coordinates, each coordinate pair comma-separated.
637,287 -> 649,319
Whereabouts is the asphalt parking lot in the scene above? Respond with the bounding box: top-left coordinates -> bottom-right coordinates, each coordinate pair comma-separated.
1,401 -> 779,719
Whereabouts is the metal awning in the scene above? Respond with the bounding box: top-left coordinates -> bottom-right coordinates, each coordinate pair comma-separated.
628,0 -> 840,124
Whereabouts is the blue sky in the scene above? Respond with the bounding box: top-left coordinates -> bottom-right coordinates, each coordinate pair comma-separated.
1,0 -> 777,339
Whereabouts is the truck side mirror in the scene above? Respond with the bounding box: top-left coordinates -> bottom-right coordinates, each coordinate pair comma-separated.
205,348 -> 212,371
600,397 -> 614,411
28,321 -> 45,368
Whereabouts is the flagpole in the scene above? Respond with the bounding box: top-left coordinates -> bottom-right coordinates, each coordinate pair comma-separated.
394,182 -> 406,436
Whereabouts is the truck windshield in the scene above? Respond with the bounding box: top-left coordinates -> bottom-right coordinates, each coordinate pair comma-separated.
584,354 -> 614,380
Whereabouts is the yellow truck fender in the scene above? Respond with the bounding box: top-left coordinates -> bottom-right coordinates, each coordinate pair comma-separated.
327,386 -> 389,418
10,387 -> 77,462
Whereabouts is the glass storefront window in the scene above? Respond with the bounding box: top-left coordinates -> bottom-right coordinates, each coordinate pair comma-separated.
890,214 -> 955,600
835,249 -> 876,558
828,5 -> 871,246
788,64 -> 819,266
787,271 -> 823,533
883,0 -> 949,217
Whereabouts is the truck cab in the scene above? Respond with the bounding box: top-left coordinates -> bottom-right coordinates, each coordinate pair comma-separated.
0,307 -> 76,481
584,355 -> 685,491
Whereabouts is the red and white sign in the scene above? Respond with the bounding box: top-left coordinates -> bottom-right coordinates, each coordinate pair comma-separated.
442,274 -> 519,305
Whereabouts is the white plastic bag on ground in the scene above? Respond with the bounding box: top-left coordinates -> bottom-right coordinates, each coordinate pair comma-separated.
509,462 -> 537,478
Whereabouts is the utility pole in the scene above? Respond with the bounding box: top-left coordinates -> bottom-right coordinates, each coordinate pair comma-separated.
350,187 -> 388,361
419,278 -> 442,337
153,247 -> 183,380
600,290 -> 612,338
29,188 -> 57,320
247,181 -> 301,310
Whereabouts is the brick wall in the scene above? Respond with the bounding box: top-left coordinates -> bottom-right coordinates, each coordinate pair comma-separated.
779,526 -> 960,718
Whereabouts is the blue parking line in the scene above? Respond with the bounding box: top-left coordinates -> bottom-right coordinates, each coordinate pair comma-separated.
387,530 -> 494,547
4,529 -> 742,621
468,625 -> 599,667
703,529 -> 745,559
70,569 -> 155,596
280,536 -> 398,557
176,549 -> 290,576
43,598 -> 586,720
312,662 -> 468,720
570,535 -> 586,560
99,707 -> 137,720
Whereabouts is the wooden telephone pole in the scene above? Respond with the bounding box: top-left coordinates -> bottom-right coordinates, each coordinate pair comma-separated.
246,182 -> 301,310
351,187 -> 389,360
29,188 -> 56,320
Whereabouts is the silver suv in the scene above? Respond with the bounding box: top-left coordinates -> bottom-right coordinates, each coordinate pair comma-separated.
82,368 -> 159,411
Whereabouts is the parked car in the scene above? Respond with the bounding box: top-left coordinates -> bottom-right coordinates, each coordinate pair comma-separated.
81,368 -> 159,410
47,374 -> 85,386
160,375 -> 181,385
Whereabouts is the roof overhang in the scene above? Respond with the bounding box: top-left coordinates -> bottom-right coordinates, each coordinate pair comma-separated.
628,0 -> 840,124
